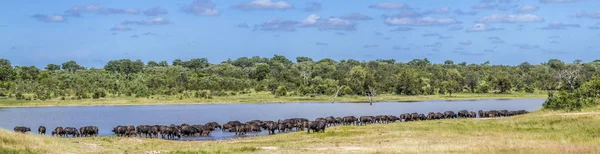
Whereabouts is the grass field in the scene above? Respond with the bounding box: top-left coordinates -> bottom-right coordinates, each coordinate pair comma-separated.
0,91 -> 547,108
1,108 -> 599,154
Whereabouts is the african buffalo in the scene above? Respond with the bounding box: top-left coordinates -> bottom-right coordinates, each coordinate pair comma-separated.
444,111 -> 457,119
80,126 -> 99,137
343,116 -> 357,125
53,127 -> 65,137
307,121 -> 326,133
359,116 -> 375,125
64,127 -> 80,137
38,126 -> 46,135
13,126 -> 30,133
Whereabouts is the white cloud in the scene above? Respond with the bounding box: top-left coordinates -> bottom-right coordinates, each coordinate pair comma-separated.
477,14 -> 544,23
299,15 -> 356,31
466,23 -> 504,32
100,8 -> 140,15
340,13 -> 373,20
32,14 -> 66,23
390,27 -> 414,32
65,4 -> 103,16
537,21 -> 581,30
181,0 -> 220,16
122,17 -> 170,25
110,24 -> 131,31
235,23 -> 249,28
363,44 -> 379,48
233,0 -> 293,10
540,0 -> 582,3
144,7 -> 168,16
459,40 -> 472,45
454,10 -> 477,16
369,2 -> 409,9
316,42 -> 328,46
254,14 -> 355,31
516,5 -> 539,13
304,2 -> 321,12
424,7 -> 450,14
576,11 -> 600,19
472,3 -> 496,10
385,17 -> 459,26
65,5 -> 141,16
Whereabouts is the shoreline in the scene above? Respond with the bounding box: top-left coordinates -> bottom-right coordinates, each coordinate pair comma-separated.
0,92 -> 547,108
1,110 -> 598,153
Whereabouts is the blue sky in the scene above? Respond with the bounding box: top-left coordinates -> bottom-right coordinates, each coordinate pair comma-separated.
1,0 -> 600,67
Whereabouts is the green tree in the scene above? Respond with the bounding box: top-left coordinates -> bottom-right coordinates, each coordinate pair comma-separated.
61,61 -> 83,73
441,80 -> 460,96
147,61 -> 159,67
252,63 -> 270,81
465,72 -> 479,93
172,59 -> 183,66
493,72 -> 512,93
45,64 -> 61,71
183,58 -> 209,72
296,56 -> 313,63
444,60 -> 454,65
104,59 -> 145,80
0,59 -> 15,81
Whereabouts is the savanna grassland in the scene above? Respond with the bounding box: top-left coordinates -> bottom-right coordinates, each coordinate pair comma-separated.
1,108 -> 599,154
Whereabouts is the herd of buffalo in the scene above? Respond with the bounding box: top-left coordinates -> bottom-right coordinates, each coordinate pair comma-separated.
12,109 -> 529,140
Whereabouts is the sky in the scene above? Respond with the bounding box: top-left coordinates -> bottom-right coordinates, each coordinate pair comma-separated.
1,0 -> 600,68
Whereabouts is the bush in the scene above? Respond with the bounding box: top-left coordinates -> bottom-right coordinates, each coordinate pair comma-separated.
15,92 -> 25,100
275,86 -> 287,96
93,89 -> 106,99
340,86 -> 354,96
524,86 -> 535,93
423,86 -> 435,95
543,77 -> 600,111
76,90 -> 89,99
254,84 -> 266,92
543,91 -> 596,111
194,90 -> 212,99
298,85 -> 312,96
477,84 -> 490,93
135,89 -> 150,98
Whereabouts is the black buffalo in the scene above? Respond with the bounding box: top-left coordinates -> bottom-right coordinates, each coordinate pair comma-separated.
38,126 -> 46,135
14,126 -> 31,133
64,127 -> 80,137
307,121 -> 326,133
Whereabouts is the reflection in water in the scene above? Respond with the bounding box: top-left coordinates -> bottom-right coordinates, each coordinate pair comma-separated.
0,98 -> 544,140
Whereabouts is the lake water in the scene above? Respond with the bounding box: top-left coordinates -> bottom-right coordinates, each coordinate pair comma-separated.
0,98 -> 545,140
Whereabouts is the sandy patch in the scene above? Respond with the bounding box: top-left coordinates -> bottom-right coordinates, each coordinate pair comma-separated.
261,146 -> 278,150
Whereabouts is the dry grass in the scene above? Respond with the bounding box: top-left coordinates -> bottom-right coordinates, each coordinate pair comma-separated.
0,91 -> 547,108
1,109 -> 599,154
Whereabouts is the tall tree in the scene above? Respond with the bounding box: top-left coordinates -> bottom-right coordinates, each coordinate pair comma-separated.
183,58 -> 209,72
45,64 -> 61,71
61,61 -> 83,73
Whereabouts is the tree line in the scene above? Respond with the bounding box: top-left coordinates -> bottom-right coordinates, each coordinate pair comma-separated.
0,56 -> 599,101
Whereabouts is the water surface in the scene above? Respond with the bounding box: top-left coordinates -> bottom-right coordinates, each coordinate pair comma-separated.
0,98 -> 545,140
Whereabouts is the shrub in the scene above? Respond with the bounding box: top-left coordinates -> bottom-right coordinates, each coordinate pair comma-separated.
15,92 -> 24,100
340,86 -> 354,96
93,89 -> 106,99
543,77 -> 600,111
477,83 -> 490,93
524,86 -> 535,93
254,84 -> 266,92
275,86 -> 287,96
